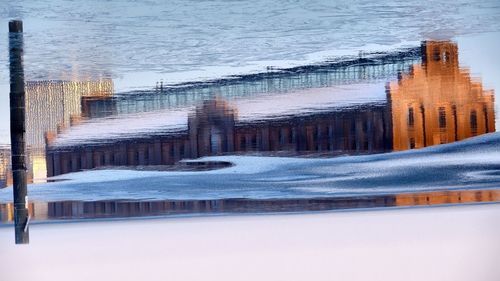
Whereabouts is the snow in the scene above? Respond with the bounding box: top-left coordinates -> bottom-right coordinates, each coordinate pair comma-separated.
1,132 -> 499,203
0,203 -> 499,281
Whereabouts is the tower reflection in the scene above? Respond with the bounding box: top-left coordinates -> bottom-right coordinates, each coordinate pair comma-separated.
389,41 -> 495,150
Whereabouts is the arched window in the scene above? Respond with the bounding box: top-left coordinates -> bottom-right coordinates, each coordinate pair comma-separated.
433,48 -> 441,61
210,127 -> 222,153
470,110 -> 478,135
409,138 -> 416,149
408,107 -> 415,127
443,51 -> 450,63
438,107 -> 446,129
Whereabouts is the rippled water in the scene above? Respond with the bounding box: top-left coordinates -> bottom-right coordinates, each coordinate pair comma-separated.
0,38 -> 498,190
1,0 -> 500,90
0,1 -> 499,200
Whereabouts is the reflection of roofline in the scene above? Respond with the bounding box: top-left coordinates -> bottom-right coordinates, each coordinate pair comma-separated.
81,47 -> 421,121
116,47 -> 421,98
161,47 -> 421,89
235,102 -> 389,127
49,47 -> 421,149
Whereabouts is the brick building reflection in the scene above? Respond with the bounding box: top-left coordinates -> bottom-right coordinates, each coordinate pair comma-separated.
0,148 -> 12,188
44,41 -> 495,177
46,99 -> 393,177
389,41 -> 495,150
0,41 -> 495,184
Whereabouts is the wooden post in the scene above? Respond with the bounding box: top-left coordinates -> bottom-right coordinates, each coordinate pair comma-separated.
9,20 -> 29,244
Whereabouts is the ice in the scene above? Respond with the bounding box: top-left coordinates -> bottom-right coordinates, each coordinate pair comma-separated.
1,132 -> 499,203
1,203 -> 499,281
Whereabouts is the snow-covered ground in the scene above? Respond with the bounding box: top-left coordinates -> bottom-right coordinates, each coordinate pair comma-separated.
1,203 -> 499,281
1,132 -> 499,203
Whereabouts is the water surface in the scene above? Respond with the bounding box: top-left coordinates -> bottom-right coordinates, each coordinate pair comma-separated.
0,1 -> 499,209
0,39 -> 497,188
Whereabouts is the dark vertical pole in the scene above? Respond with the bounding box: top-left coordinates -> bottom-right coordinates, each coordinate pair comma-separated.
420,104 -> 427,148
452,105 -> 458,141
9,20 -> 29,244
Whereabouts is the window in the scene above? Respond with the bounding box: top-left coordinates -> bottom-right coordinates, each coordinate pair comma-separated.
438,107 -> 446,128
470,110 -> 478,135
251,134 -> 257,149
409,138 -> 415,149
443,51 -> 450,63
433,48 -> 441,61
239,137 -> 246,150
408,107 -> 414,127
180,144 -> 185,157
279,129 -> 285,145
210,127 -> 221,153
144,148 -> 149,163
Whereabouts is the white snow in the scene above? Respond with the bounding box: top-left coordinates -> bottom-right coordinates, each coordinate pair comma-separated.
0,203 -> 499,281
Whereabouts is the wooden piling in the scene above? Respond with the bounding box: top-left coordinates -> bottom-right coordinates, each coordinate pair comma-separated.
9,20 -> 29,244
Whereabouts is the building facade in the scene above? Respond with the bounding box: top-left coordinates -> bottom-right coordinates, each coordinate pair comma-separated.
45,100 -> 393,177
389,41 -> 495,150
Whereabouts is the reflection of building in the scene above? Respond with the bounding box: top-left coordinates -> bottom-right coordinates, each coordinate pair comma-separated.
395,189 -> 500,206
44,41 -> 498,177
3,41 -> 497,183
0,201 -> 47,222
0,149 -> 12,188
0,80 -> 114,188
46,100 -> 393,176
389,41 -> 495,150
26,80 -> 114,148
188,100 -> 237,157
2,188 -> 499,223
74,49 -> 421,118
